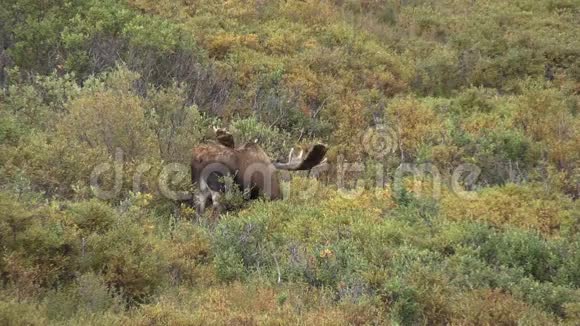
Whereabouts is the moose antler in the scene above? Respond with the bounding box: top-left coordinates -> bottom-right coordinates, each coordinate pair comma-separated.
274,144 -> 328,171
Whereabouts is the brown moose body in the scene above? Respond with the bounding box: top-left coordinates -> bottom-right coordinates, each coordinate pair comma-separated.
191,129 -> 327,215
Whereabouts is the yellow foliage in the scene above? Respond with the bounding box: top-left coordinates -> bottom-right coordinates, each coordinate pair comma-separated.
460,112 -> 503,135
265,32 -> 300,55
206,34 -> 240,59
132,282 -> 355,325
386,96 -> 443,159
321,188 -> 393,221
451,289 -> 555,325
284,65 -> 321,100
60,91 -> 155,160
441,184 -> 574,235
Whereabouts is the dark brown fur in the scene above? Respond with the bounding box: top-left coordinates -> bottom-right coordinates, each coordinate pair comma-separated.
191,142 -> 282,201
191,135 -> 327,214
215,128 -> 235,148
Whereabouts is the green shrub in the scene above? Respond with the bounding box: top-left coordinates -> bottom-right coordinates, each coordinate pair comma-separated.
230,117 -> 292,158
15,217 -> 80,288
451,288 -> 556,325
0,198 -> 80,291
0,299 -> 48,326
0,193 -> 33,249
58,67 -> 156,161
445,254 -> 516,289
213,214 -> 271,276
554,237 -> 580,287
70,200 -> 117,235
214,247 -> 246,282
144,84 -> 209,162
442,184 -> 574,235
81,215 -> 168,303
0,111 -> 24,146
484,229 -> 561,282
510,277 -> 579,318
165,222 -> 214,286
412,45 -> 461,96
381,278 -> 422,325
218,175 -> 250,212
44,272 -> 123,321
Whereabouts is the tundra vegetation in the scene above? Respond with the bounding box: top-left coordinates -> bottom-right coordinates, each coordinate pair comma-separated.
0,0 -> 579,324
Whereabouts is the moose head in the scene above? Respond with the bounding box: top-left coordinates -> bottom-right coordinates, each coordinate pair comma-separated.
191,128 -> 327,215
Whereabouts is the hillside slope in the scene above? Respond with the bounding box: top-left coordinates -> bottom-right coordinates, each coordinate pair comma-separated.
0,0 -> 579,324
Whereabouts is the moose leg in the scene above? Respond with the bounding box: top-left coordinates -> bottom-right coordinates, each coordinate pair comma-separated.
210,190 -> 223,217
195,193 -> 208,218
196,181 -> 211,218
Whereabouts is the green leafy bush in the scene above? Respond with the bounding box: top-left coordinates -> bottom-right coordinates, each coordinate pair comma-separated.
81,215 -> 168,303
70,200 -> 116,235
230,117 -> 292,158
44,272 -> 123,321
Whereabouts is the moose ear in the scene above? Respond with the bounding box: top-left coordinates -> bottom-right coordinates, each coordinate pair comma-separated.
274,144 -> 328,171
215,128 -> 235,148
217,135 -> 235,148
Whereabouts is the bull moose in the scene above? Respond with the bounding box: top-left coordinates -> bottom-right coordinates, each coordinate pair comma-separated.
191,128 -> 328,215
